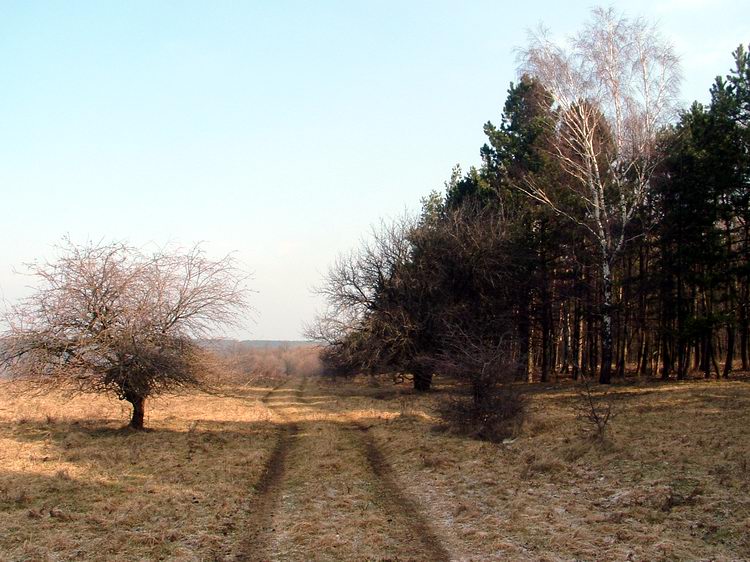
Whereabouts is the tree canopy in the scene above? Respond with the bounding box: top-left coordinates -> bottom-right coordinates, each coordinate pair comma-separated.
1,240 -> 249,429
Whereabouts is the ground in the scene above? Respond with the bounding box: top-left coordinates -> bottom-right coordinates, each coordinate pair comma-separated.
0,374 -> 749,561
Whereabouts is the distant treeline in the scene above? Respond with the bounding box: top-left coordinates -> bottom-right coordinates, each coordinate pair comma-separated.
310,36 -> 749,390
203,339 -> 317,351
210,340 -> 323,381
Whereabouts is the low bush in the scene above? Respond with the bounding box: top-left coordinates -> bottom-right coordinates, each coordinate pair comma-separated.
438,383 -> 525,442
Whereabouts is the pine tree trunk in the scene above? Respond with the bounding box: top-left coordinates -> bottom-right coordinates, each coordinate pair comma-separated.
741,279 -> 749,370
638,334 -> 649,376
703,334 -> 711,379
677,339 -> 688,380
711,335 -> 721,378
694,335 -> 701,371
518,300 -> 532,380
572,302 -> 582,380
561,303 -> 570,374
588,316 -> 598,377
636,245 -> 649,377
741,319 -> 749,371
723,325 -> 735,378
541,308 -> 551,383
661,339 -> 672,380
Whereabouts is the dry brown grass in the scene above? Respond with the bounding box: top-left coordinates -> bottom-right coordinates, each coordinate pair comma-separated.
328,375 -> 750,561
259,378 -> 445,561
0,380 -> 279,562
2,373 -> 749,561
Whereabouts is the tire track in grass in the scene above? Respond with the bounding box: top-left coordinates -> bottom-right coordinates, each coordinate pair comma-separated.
239,376 -> 451,561
346,423 -> 452,562
301,377 -> 451,561
234,377 -> 305,561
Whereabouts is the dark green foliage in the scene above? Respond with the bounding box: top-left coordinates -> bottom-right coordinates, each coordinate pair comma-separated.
653,45 -> 750,378
315,43 -> 750,405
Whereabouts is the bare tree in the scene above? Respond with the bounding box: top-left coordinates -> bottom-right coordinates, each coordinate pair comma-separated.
1,239 -> 249,429
305,217 -> 429,384
575,372 -> 617,444
518,7 -> 681,382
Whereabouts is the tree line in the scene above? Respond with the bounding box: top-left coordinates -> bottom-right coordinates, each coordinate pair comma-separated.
311,9 -> 749,392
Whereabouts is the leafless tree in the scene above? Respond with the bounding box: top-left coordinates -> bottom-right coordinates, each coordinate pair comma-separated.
313,217 -> 415,328
1,239 -> 250,429
575,372 -> 617,444
518,7 -> 681,383
305,217 -> 428,384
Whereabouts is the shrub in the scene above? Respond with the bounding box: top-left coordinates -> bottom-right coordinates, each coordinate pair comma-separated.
575,374 -> 617,444
438,383 -> 525,442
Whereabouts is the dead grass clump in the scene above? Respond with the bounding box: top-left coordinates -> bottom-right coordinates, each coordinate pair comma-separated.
398,395 -> 421,420
524,416 -> 557,437
558,437 -> 594,462
519,450 -> 565,479
604,479 -> 702,514
420,453 -> 446,469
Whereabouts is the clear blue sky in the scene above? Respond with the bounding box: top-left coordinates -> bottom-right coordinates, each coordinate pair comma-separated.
1,0 -> 746,339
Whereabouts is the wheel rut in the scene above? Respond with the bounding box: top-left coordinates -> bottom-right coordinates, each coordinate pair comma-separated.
345,423 -> 452,562
234,377 -> 304,561
236,376 -> 451,561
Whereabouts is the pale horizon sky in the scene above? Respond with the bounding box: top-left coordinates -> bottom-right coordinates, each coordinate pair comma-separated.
1,0 -> 746,340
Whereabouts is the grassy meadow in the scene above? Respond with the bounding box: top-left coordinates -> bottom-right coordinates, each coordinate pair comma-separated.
1,366 -> 749,561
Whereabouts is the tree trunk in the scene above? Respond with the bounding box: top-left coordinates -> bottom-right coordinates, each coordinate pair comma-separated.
638,334 -> 649,376
637,244 -> 649,377
617,321 -> 627,379
677,338 -> 688,380
541,309 -> 551,383
711,335 -> 721,378
723,325 -> 735,378
540,244 -> 552,383
722,220 -> 736,379
740,282 -> 749,370
571,302 -> 582,380
740,306 -> 749,370
599,262 -> 613,384
703,334 -> 711,379
560,303 -> 570,374
126,393 -> 146,430
518,300 -> 532,380
413,367 -> 432,392
587,314 -> 598,377
527,325 -> 536,383
694,337 -> 701,371
661,334 -> 672,381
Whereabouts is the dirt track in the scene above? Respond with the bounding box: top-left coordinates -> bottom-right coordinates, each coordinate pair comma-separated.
235,376 -> 451,561
235,379 -> 302,561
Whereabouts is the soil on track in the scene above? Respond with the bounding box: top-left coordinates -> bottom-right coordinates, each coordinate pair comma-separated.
236,376 -> 451,562
346,424 -> 451,561
235,379 -> 301,561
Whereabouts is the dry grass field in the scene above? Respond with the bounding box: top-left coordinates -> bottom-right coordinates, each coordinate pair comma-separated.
1,373 -> 749,561
0,381 -> 281,561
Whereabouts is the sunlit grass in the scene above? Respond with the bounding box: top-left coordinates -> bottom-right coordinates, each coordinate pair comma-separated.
2,375 -> 749,560
0,381 -> 279,562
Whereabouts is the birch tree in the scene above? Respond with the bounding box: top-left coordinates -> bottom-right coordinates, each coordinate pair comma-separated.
518,7 -> 681,383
